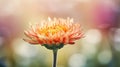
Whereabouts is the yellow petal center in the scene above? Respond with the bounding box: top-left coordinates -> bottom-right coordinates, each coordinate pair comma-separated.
39,24 -> 68,36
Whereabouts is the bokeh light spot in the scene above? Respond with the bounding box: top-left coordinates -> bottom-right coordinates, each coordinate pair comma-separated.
98,50 -> 112,64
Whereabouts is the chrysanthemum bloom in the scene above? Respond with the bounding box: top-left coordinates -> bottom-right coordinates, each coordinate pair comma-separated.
24,17 -> 83,67
24,17 -> 83,49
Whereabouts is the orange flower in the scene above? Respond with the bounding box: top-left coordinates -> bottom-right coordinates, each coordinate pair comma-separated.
24,17 -> 83,49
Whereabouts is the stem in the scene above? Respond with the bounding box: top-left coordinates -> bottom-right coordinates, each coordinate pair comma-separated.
53,49 -> 58,67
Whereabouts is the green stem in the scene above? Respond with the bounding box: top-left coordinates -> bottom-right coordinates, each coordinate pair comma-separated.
53,49 -> 58,67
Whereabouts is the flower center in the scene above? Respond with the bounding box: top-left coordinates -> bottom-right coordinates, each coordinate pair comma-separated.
39,24 -> 68,35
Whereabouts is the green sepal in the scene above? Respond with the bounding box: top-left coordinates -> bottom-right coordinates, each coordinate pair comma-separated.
42,43 -> 64,50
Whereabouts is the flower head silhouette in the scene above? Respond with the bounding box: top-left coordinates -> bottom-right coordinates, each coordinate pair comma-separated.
24,17 -> 83,49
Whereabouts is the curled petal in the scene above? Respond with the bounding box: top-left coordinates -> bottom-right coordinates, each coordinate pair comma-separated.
23,39 -> 39,44
68,41 -> 75,44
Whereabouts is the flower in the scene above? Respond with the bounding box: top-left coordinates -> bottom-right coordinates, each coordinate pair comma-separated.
24,17 -> 83,49
92,2 -> 117,29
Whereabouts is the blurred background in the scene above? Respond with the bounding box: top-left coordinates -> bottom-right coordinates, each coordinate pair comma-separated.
0,0 -> 120,67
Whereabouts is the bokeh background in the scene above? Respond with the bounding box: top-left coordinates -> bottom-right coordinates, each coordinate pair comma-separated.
0,0 -> 120,67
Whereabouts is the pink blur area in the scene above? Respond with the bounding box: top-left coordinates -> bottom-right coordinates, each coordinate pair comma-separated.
0,0 -> 120,67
